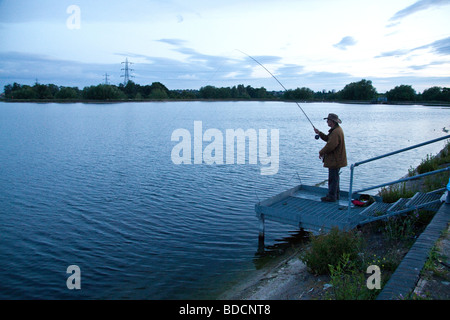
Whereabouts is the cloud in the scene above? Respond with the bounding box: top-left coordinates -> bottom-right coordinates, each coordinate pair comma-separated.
249,55 -> 283,64
408,60 -> 449,70
0,52 -> 120,87
414,36 -> 450,55
375,49 -> 411,58
375,35 -> 450,58
0,46 -> 252,90
0,49 -> 340,91
156,38 -> 229,67
1,44 -> 449,94
157,38 -> 188,47
385,21 -> 401,29
388,0 -> 450,23
333,36 -> 357,50
276,64 -> 305,78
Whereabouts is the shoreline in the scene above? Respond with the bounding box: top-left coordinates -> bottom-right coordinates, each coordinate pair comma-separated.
219,142 -> 450,300
219,216 -> 450,300
218,245 -> 320,300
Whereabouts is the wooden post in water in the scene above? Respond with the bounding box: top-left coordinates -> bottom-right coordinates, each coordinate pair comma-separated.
258,214 -> 265,240
257,214 -> 265,253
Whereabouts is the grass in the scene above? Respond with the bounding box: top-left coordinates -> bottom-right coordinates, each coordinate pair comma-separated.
379,140 -> 450,204
417,154 -> 439,174
299,226 -> 398,300
299,227 -> 379,300
413,139 -> 450,191
378,183 -> 416,203
422,228 -> 450,280
382,212 -> 419,243
299,227 -> 364,275
417,140 -> 450,174
326,253 -> 378,300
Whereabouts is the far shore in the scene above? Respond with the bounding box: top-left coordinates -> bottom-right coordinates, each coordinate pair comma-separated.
1,98 -> 450,107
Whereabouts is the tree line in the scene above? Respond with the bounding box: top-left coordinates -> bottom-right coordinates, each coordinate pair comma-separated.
2,79 -> 450,103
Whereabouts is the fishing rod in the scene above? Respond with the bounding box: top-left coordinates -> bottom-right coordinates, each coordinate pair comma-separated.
238,50 -> 320,140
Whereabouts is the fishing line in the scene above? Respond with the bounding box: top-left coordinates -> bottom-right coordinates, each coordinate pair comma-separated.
237,49 -> 320,140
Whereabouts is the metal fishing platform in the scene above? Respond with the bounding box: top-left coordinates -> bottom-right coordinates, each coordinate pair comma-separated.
255,184 -> 445,236
256,135 -> 450,237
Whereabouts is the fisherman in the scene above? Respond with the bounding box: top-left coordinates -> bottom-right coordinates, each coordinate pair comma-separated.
314,113 -> 347,202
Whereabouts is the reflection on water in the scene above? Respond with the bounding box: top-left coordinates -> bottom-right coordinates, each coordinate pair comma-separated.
254,229 -> 309,270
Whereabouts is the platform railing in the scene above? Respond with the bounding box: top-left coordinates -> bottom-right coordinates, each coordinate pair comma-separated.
347,134 -> 450,215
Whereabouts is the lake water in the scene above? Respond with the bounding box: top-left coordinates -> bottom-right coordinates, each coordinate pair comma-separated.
0,101 -> 449,299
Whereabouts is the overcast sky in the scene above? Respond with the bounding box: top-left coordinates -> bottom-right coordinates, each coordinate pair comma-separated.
0,0 -> 449,92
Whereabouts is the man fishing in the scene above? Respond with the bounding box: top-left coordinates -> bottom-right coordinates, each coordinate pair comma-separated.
314,113 -> 347,202
239,51 -> 347,202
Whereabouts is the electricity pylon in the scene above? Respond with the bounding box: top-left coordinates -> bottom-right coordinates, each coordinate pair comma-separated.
103,73 -> 110,85
121,58 -> 134,85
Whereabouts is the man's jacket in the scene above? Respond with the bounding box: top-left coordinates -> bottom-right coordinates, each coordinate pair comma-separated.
318,125 -> 347,169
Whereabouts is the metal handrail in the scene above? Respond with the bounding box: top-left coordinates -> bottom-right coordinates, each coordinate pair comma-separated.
353,135 -> 450,167
353,167 -> 450,194
347,134 -> 450,214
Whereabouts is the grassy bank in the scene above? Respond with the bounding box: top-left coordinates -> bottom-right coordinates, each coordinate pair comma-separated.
299,140 -> 450,300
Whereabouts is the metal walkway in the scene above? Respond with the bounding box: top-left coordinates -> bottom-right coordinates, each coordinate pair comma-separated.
255,184 -> 445,236
256,135 -> 450,237
256,185 -> 364,235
